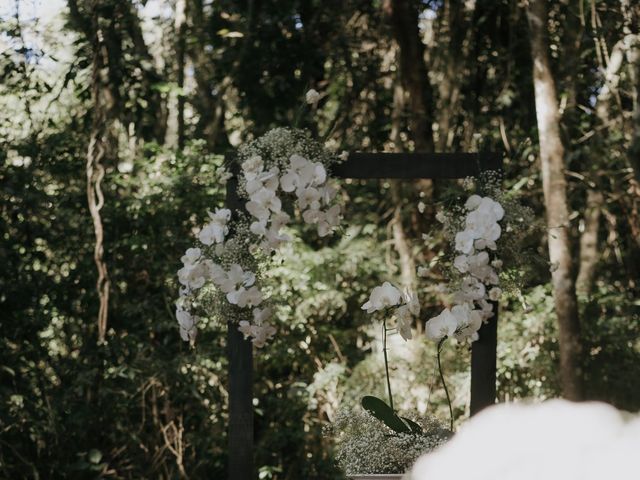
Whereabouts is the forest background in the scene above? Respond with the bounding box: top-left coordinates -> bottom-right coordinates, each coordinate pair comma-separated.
1,0 -> 639,478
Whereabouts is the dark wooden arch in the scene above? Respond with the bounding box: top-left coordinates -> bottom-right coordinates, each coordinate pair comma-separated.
225,152 -> 502,480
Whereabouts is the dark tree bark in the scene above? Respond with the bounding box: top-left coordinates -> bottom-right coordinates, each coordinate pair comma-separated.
576,190 -> 603,296
187,0 -> 231,150
436,0 -> 475,151
121,1 -> 167,143
389,80 -> 417,291
622,0 -> 640,183
527,0 -> 583,400
175,0 -> 187,149
383,0 -> 434,152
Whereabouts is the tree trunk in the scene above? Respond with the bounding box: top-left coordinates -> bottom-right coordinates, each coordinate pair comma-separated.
389,80 -> 417,291
383,0 -> 434,152
436,0 -> 475,151
527,0 -> 583,400
175,0 -> 186,149
576,190 -> 603,296
188,0 -> 231,149
622,0 -> 640,183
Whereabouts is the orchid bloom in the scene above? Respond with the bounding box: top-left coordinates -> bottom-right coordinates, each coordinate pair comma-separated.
361,281 -> 403,313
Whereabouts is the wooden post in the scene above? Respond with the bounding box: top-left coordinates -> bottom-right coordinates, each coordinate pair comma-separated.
470,306 -> 498,415
225,155 -> 254,480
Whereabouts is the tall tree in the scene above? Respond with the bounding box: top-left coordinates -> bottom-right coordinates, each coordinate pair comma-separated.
622,0 -> 640,183
382,0 -> 436,293
527,0 -> 583,400
383,0 -> 434,152
175,0 -> 186,149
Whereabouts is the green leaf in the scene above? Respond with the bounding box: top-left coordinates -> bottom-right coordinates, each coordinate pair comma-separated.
361,396 -> 410,434
401,416 -> 423,434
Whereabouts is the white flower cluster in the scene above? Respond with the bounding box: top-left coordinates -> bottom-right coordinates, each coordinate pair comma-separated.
176,210 -> 275,346
176,131 -> 342,348
241,152 -> 339,250
425,195 -> 504,343
361,282 -> 420,341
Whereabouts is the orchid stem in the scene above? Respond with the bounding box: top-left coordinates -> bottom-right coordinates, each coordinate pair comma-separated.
437,337 -> 453,431
382,318 -> 394,411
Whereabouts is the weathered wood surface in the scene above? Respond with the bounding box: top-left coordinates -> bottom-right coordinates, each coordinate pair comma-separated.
470,305 -> 498,416
333,152 -> 502,179
225,155 -> 254,480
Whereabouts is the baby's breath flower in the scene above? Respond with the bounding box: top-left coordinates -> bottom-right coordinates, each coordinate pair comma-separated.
326,408 -> 450,475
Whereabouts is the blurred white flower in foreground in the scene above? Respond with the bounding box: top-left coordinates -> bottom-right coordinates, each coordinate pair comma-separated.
410,399 -> 640,480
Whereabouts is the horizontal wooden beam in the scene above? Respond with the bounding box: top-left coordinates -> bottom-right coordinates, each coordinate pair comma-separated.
332,152 -> 502,179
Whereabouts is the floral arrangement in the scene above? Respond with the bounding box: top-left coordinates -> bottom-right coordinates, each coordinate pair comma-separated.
325,407 -> 450,476
175,128 -> 343,347
423,193 -> 505,343
333,173 -> 537,475
354,192 -> 504,428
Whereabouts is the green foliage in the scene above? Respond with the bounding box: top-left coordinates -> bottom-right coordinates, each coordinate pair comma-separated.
361,395 -> 413,434
1,0 -> 639,478
325,407 -> 449,475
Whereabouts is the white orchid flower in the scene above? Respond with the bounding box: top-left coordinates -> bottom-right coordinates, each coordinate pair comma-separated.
177,262 -> 207,290
452,303 -> 483,341
455,230 -> 475,254
454,254 -> 470,273
289,154 -> 308,170
476,299 -> 494,319
250,220 -> 267,236
465,194 -> 482,210
361,281 -> 403,313
176,308 -> 198,342
297,187 -> 321,210
477,196 -> 505,221
202,260 -> 226,283
302,208 -> 321,225
241,286 -> 263,307
425,308 -> 458,341
271,211 -> 290,229
312,163 -> 327,185
181,247 -> 201,266
324,204 -> 340,226
176,308 -> 194,330
460,276 -> 486,300
238,320 -> 253,339
246,167 -> 279,194
252,306 -> 272,325
395,305 -> 413,341
245,200 -> 270,223
402,288 -> 421,316
241,155 -> 263,175
320,183 -> 338,204
251,323 -> 276,348
198,221 -> 225,245
280,170 -> 300,192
